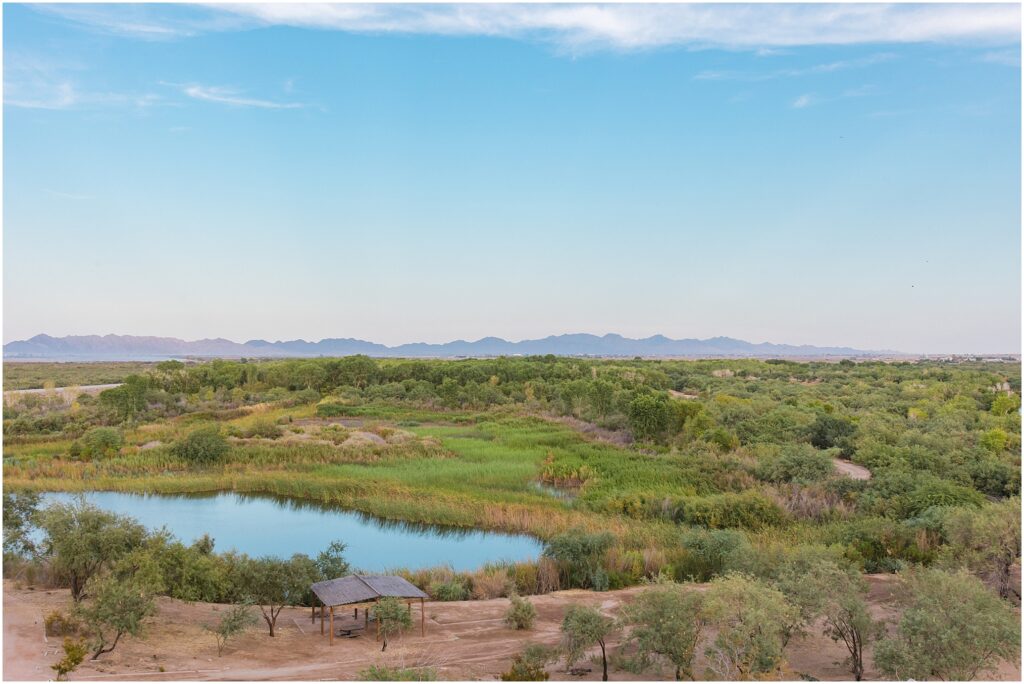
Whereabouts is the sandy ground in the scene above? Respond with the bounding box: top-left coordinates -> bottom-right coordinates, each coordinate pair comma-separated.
832,458 -> 871,481
5,577 -> 1020,681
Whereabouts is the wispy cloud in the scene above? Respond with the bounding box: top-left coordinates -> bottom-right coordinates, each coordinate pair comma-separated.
792,94 -> 815,109
792,84 -> 876,110
31,4 -> 248,41
176,84 -> 305,109
695,53 -> 895,81
4,54 -> 164,110
30,4 -> 1022,51
979,49 -> 1021,67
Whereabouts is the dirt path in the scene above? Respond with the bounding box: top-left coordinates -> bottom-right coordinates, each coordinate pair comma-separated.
3,587 -> 63,680
5,578 -> 1020,681
833,458 -> 872,480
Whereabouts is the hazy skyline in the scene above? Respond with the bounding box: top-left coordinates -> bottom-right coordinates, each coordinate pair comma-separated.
4,4 -> 1021,354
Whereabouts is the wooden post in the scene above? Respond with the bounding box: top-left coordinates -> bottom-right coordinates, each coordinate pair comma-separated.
365,605 -> 369,628
320,601 -> 324,635
354,607 -> 358,619
329,605 -> 334,646
376,600 -> 381,642
420,597 -> 425,637
311,603 -> 315,623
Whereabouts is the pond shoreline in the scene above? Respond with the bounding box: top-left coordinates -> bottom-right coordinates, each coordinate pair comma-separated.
37,489 -> 544,572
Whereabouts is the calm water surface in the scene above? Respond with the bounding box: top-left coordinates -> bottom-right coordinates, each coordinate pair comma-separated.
41,491 -> 542,571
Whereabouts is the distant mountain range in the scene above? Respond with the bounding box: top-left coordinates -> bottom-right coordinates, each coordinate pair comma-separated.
3,333 -> 888,361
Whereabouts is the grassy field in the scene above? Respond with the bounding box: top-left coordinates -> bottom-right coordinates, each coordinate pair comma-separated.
3,401 -> 681,553
3,361 -> 156,390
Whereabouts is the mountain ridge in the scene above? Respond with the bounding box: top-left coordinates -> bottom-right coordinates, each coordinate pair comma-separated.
3,332 -> 893,360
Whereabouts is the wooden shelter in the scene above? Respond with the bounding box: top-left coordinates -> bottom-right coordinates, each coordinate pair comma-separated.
310,574 -> 429,645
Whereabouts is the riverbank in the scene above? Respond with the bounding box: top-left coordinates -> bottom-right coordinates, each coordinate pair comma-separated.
14,575 -> 1020,682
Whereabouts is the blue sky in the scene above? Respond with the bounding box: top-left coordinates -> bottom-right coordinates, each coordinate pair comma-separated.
3,3 -> 1021,353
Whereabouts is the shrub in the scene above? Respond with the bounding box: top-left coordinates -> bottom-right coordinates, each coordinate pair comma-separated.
675,528 -> 750,582
807,413 -> 856,453
205,603 -> 257,656
471,571 -> 512,599
510,561 -> 539,595
504,594 -> 537,630
44,610 -> 79,637
500,644 -> 555,681
316,403 -> 348,417
172,427 -> 229,465
80,427 -> 123,458
429,579 -> 470,601
244,420 -> 283,439
51,638 -> 87,681
904,480 -> 985,517
543,529 -> 614,589
755,445 -> 834,484
677,491 -> 785,530
359,665 -> 438,681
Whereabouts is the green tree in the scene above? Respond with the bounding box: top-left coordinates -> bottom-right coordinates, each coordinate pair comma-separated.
818,567 -> 875,682
807,413 -> 856,453
990,393 -> 1020,416
36,499 -> 147,601
628,394 -> 670,442
940,497 -> 1021,600
618,582 -> 703,680
2,490 -> 40,557
874,569 -> 1020,680
376,595 -> 413,651
700,574 -> 797,680
77,572 -> 157,660
205,603 -> 257,656
237,555 -> 319,637
314,540 -> 350,581
171,426 -> 230,465
561,604 -> 615,681
98,375 -> 150,422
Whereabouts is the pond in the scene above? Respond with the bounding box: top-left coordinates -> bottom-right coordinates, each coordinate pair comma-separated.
40,491 -> 543,572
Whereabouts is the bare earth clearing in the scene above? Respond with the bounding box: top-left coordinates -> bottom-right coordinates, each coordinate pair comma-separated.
5,578 -> 1020,681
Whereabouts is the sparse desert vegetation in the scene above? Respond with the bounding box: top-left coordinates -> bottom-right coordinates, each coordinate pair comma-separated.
3,356 -> 1021,679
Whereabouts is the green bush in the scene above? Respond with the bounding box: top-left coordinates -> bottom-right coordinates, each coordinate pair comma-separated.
755,445 -> 834,484
543,529 -> 614,589
676,491 -> 785,530
244,419 -> 283,439
428,579 -> 470,601
504,594 -> 537,630
675,528 -> 750,582
171,427 -> 229,465
80,427 -> 123,458
500,644 -> 555,681
316,403 -> 348,417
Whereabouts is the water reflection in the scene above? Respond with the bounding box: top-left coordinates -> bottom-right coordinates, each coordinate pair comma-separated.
40,490 -> 542,571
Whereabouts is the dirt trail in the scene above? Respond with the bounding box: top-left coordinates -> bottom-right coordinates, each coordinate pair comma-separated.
833,458 -> 872,480
5,578 -> 1020,681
